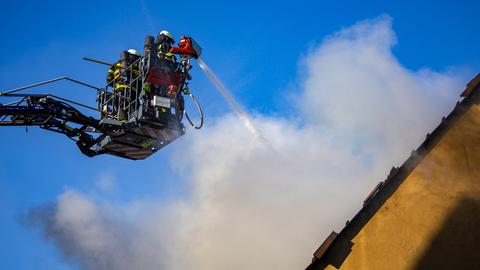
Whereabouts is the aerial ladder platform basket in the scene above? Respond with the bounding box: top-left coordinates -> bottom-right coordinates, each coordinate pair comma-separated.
0,36 -> 203,160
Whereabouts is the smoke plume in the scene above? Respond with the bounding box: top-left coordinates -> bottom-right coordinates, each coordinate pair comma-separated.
26,16 -> 464,270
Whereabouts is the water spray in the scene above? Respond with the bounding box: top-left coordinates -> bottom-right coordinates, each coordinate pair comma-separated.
196,58 -> 261,139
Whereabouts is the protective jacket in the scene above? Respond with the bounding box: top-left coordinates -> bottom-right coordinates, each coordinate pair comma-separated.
106,59 -> 140,91
157,43 -> 177,62
106,61 -> 125,89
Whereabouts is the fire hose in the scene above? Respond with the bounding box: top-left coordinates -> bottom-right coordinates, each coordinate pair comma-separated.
184,92 -> 203,129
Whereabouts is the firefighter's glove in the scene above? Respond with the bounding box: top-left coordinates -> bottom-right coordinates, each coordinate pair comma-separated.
182,87 -> 191,95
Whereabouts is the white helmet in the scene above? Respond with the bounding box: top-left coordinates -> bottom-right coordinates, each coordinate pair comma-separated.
159,30 -> 174,41
127,49 -> 138,55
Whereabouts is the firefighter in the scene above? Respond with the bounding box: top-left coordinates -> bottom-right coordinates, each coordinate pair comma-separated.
157,31 -> 183,98
156,30 -> 176,62
125,49 -> 141,104
106,60 -> 121,87
105,49 -> 140,120
106,49 -> 139,87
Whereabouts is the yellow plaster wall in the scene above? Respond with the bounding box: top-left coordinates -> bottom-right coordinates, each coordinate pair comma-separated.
327,104 -> 480,270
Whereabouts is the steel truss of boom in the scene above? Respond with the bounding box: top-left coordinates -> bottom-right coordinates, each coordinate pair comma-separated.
0,77 -> 121,157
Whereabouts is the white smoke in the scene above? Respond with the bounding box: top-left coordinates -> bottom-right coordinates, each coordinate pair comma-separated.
27,16 -> 464,270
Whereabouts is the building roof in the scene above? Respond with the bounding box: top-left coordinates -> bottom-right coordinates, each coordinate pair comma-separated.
306,73 -> 480,270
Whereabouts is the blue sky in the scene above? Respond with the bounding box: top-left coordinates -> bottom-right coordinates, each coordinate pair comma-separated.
1,1 -> 479,269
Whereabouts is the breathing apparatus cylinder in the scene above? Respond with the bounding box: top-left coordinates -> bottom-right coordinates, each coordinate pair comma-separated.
144,35 -> 155,54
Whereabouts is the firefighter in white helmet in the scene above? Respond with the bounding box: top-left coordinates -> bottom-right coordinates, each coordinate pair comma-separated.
127,49 -> 138,56
157,30 -> 176,62
106,49 -> 140,87
159,30 -> 173,41
105,49 -> 141,120
154,31 -> 180,97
